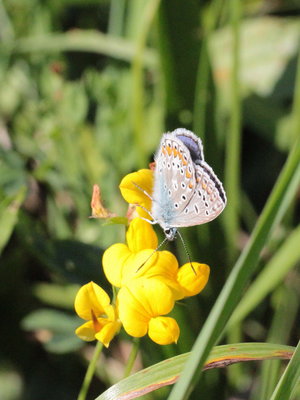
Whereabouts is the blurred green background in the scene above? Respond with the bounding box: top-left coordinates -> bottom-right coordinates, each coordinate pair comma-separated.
0,0 -> 299,399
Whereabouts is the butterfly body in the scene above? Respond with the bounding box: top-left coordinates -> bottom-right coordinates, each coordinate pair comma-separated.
151,128 -> 226,240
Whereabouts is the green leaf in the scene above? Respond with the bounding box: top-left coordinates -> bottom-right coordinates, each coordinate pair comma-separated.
32,283 -> 80,310
18,216 -> 105,285
96,343 -> 294,400
227,224 -> 300,327
9,30 -> 157,67
101,217 -> 128,226
210,17 -> 300,99
21,309 -> 83,354
270,340 -> 300,400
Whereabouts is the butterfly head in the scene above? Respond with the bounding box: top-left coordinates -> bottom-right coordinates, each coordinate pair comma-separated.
164,227 -> 177,241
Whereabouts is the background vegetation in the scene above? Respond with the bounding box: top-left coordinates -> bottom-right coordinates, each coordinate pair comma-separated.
0,0 -> 299,399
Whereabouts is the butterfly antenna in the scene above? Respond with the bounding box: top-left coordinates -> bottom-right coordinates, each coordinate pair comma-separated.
177,230 -> 196,274
136,236 -> 168,272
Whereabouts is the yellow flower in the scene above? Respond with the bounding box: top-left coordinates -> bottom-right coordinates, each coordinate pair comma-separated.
74,282 -> 121,347
103,217 -> 210,299
119,169 -> 153,219
99,169 -> 211,345
117,277 -> 180,345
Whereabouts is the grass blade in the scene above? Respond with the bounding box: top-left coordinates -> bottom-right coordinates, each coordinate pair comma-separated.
8,30 -> 157,67
270,341 -> 300,400
227,224 -> 300,327
96,343 -> 294,400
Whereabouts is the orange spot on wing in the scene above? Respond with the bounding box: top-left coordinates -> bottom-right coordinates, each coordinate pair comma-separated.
166,145 -> 172,156
186,171 -> 192,179
189,183 -> 193,189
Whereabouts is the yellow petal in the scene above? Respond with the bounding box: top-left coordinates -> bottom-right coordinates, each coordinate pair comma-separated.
122,249 -> 178,284
177,263 -> 210,298
148,317 -> 180,345
118,278 -> 175,338
75,321 -> 96,342
126,218 -> 158,253
142,250 -> 178,280
119,169 -> 153,219
74,282 -> 111,320
102,243 -> 131,287
117,286 -> 149,337
95,320 -> 122,347
121,249 -> 159,285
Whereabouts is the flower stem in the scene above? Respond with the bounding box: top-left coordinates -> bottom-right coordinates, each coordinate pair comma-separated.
123,338 -> 140,378
77,341 -> 103,400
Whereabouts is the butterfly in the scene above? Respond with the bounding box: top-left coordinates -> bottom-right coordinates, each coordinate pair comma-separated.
140,128 -> 227,241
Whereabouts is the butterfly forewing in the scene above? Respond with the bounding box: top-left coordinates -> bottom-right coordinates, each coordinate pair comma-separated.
152,134 -> 196,227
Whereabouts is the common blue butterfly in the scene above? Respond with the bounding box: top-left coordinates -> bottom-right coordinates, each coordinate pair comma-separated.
141,128 -> 227,241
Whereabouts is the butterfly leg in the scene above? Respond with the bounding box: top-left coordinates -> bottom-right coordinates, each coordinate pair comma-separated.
134,204 -> 157,224
131,181 -> 154,201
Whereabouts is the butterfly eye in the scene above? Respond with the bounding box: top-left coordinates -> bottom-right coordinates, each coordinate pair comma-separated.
164,227 -> 177,241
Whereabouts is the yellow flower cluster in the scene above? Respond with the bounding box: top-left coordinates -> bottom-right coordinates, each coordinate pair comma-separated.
74,169 -> 210,346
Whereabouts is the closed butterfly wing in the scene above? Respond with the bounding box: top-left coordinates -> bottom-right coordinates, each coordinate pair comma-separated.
171,161 -> 226,227
151,134 -> 197,228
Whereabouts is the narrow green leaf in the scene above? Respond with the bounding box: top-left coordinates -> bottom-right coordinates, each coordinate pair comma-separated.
256,286 -> 299,400
228,224 -> 300,327
21,309 -> 83,354
224,0 -> 242,261
8,30 -> 157,67
95,343 -> 294,400
270,341 -> 300,400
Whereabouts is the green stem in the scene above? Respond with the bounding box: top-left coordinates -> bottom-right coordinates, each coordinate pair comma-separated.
131,0 -> 161,168
123,338 -> 140,378
77,341 -> 104,400
108,0 -> 126,36
224,0 -> 242,262
193,0 -> 224,138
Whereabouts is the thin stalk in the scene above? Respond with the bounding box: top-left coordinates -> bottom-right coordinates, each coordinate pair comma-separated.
193,0 -> 224,138
131,0 -> 161,168
291,49 -> 300,142
77,341 -> 104,400
224,0 -> 242,262
270,340 -> 300,400
108,0 -> 126,36
123,338 -> 140,378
